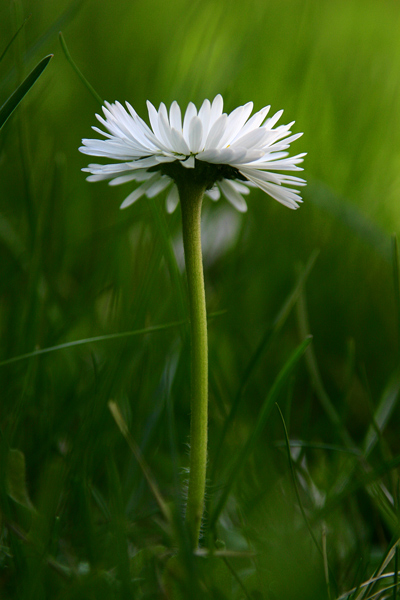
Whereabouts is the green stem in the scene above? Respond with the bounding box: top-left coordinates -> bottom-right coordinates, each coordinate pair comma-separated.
178,180 -> 208,548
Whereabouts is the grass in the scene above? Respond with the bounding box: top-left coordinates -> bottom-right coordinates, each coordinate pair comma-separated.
1,0 -> 400,597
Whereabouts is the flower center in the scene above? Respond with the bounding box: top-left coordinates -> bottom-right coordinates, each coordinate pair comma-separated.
149,159 -> 247,191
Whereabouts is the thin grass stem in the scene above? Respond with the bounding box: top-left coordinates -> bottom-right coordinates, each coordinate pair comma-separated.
59,32 -> 103,105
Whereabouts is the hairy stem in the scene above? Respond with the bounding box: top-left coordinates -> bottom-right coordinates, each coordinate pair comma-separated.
179,180 -> 208,548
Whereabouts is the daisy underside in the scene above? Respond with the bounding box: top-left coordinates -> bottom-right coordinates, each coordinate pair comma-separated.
80,94 -> 306,213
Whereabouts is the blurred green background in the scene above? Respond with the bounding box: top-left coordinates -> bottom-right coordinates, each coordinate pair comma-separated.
1,0 -> 400,598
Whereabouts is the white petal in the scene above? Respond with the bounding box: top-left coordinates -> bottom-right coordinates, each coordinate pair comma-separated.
198,145 -> 261,165
155,103 -> 174,148
230,180 -> 251,195
100,103 -> 155,153
251,151 -> 289,163
109,173 -> 144,186
158,102 -> 169,123
132,170 -> 157,182
169,127 -> 190,155
145,176 -> 171,198
218,179 -> 248,212
225,147 -> 249,163
198,99 -> 211,144
126,156 -> 167,170
183,102 -> 198,143
91,125 -> 114,139
204,114 -> 228,149
146,101 -> 162,139
83,162 -> 155,182
219,102 -> 254,147
85,173 -> 115,182
231,105 -> 270,141
169,101 -> 182,131
80,139 -> 142,160
241,171 -> 302,209
125,102 -> 165,150
83,162 -> 136,181
120,173 -> 161,209
264,109 -> 284,130
251,153 -> 306,171
205,186 -> 221,201
166,184 -> 180,213
199,147 -> 234,163
84,162 -> 125,173
100,105 -> 133,140
197,149 -> 221,163
158,111 -> 175,148
260,127 -> 293,149
99,104 -> 168,154
209,94 -> 224,128
120,188 -> 146,209
155,154 -> 177,162
230,148 -> 265,164
188,116 -> 204,153
279,132 -> 303,145
232,127 -> 270,150
239,166 -> 283,185
279,174 -> 307,185
181,155 -> 195,168
263,184 -> 302,209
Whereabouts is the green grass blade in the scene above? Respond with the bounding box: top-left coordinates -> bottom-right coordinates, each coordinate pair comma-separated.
392,234 -> 400,357
275,403 -> 337,599
0,16 -> 30,64
296,281 -> 355,448
339,570 -> 399,600
211,249 -> 319,479
222,557 -> 253,600
2,0 -> 83,91
298,283 -> 400,534
0,312 -> 222,367
315,455 -> 400,530
275,403 -> 322,552
362,368 -> 400,457
0,54 -> 53,130
0,319 -> 187,367
209,335 -> 312,530
148,198 -> 187,322
108,401 -> 172,525
353,539 -> 400,600
274,440 -> 362,455
59,32 -> 103,105
106,456 -> 135,596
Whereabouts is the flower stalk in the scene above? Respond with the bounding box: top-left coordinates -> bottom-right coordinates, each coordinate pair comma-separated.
80,93 -> 306,548
178,179 -> 208,548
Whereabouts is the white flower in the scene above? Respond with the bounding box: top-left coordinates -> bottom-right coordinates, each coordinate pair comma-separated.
79,94 -> 306,213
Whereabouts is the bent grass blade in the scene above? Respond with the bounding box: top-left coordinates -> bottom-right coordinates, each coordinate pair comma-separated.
59,32 -> 103,105
0,54 -> 53,130
209,335 -> 312,531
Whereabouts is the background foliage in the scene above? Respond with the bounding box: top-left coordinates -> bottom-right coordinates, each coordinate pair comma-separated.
1,0 -> 400,598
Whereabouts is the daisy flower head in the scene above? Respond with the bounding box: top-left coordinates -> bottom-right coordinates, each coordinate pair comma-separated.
79,94 -> 306,214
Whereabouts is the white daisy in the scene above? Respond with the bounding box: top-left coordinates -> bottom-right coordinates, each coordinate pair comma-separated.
79,94 -> 306,213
